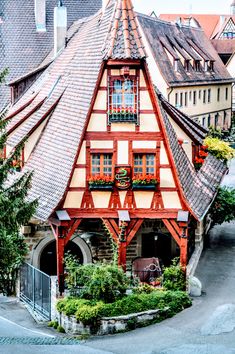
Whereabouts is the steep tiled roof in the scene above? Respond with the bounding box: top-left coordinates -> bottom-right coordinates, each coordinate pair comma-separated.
7,4 -> 114,221
138,14 -> 232,86
0,0 -> 102,110
156,90 -> 208,145
103,0 -> 145,59
6,1 -> 227,222
157,91 -> 227,220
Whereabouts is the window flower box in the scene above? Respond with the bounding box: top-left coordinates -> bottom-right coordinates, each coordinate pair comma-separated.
88,176 -> 114,191
132,175 -> 158,191
108,107 -> 137,123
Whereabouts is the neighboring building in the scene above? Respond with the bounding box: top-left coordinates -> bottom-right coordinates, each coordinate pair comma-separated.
138,14 -> 233,131
4,0 -> 227,287
160,1 -> 235,65
0,0 -> 102,110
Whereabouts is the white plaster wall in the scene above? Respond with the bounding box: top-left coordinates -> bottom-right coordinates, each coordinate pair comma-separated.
139,114 -> 159,132
162,191 -> 182,209
117,141 -> 129,164
160,168 -> 175,187
160,142 -> 169,164
91,191 -> 111,208
111,123 -> 135,132
90,140 -> 113,149
134,191 -> 154,208
77,141 -> 86,164
70,168 -> 86,188
63,191 -> 84,208
93,91 -> 107,110
87,114 -> 107,132
132,140 -> 156,149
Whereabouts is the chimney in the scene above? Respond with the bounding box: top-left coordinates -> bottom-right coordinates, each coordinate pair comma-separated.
34,0 -> 46,32
54,1 -> 67,56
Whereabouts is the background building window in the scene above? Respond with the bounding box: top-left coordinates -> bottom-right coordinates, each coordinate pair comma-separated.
180,92 -> 183,107
91,154 -> 112,176
217,88 -> 220,102
175,93 -> 178,106
193,91 -> 196,105
203,90 -> 206,103
208,89 -> 211,103
134,154 -> 155,176
225,87 -> 228,100
185,92 -> 188,107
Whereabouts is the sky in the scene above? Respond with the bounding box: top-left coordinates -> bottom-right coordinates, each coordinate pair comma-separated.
133,0 -> 233,15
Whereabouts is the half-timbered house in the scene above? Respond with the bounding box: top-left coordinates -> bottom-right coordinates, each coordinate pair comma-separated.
4,0 -> 227,287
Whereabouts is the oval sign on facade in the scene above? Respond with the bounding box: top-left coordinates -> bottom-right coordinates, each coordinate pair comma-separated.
115,166 -> 131,190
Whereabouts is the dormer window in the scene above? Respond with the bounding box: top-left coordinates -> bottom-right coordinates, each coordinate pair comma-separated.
208,60 -> 214,72
194,60 -> 201,72
108,70 -> 138,124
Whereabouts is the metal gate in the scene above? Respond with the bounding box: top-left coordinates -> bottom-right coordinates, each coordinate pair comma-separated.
20,263 -> 51,320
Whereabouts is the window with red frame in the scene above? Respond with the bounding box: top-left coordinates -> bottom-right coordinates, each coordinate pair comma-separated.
91,153 -> 113,176
108,76 -> 138,124
133,154 -> 155,176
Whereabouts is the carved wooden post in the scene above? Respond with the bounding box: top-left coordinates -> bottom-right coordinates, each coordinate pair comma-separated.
56,226 -> 66,294
179,224 -> 188,271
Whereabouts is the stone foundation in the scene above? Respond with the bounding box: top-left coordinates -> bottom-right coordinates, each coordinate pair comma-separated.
57,307 -> 169,335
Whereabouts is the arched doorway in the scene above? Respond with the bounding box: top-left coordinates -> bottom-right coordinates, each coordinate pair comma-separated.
40,240 -> 84,276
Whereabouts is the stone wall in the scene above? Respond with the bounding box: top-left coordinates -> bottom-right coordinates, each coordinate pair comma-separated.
57,307 -> 169,335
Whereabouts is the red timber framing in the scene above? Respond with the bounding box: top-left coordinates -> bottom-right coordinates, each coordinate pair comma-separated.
49,218 -> 82,293
53,59 -> 193,288
102,218 -> 144,271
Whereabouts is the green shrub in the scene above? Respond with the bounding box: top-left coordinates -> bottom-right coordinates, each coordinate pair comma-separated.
57,290 -> 191,327
53,321 -> 58,329
204,136 -> 235,162
75,302 -> 105,325
48,320 -> 56,328
162,258 -> 186,291
133,283 -> 160,294
64,257 -> 130,303
57,325 -> 65,333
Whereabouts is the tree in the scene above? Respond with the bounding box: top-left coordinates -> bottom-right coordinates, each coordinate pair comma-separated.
209,187 -> 235,227
0,69 -> 38,295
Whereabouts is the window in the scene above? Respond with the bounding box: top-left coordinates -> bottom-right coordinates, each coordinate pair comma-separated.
194,60 -> 201,71
134,154 -> 155,176
198,90 -> 201,100
108,74 -> 138,123
91,154 -> 112,176
193,91 -> 196,105
202,117 -> 206,127
208,114 -> 211,127
203,90 -> 206,104
185,92 -> 188,107
215,113 -> 219,127
189,91 -> 192,101
217,88 -> 220,102
180,92 -> 183,107
208,89 -> 211,103
225,87 -> 228,100
175,93 -> 178,106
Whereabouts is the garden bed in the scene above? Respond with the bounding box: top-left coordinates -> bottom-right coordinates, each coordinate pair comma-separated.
56,290 -> 192,335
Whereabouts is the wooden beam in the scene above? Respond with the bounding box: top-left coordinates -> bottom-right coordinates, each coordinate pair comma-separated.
68,210 -> 178,219
162,219 -> 181,246
126,219 -> 143,246
64,219 -> 82,246
169,219 -> 181,237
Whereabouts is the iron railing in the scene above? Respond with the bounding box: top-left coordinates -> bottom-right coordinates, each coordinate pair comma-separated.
20,263 -> 51,320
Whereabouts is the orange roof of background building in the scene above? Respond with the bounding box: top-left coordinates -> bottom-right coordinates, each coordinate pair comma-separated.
159,14 -> 235,38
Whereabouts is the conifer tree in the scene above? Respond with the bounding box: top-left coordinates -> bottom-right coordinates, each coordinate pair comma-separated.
0,69 -> 38,295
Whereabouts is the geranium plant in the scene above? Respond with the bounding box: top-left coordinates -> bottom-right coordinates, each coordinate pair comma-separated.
194,145 -> 208,171
109,106 -> 137,115
132,175 -> 157,185
88,175 -> 114,185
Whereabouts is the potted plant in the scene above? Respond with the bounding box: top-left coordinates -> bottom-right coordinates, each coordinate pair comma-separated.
88,176 -> 114,191
109,106 -> 137,122
132,175 -> 158,190
194,145 -> 208,171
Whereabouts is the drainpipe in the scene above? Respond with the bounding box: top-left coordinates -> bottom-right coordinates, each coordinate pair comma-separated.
54,0 -> 67,57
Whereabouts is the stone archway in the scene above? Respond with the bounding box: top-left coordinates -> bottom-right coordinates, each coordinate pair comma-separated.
31,233 -> 92,274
